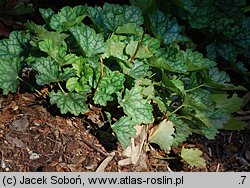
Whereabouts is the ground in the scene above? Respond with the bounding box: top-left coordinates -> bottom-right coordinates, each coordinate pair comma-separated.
0,91 -> 249,172
0,0 -> 250,172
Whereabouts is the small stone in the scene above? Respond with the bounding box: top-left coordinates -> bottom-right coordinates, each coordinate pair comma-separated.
29,153 -> 40,160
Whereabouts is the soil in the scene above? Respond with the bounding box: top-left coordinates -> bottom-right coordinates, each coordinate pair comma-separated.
0,92 -> 249,172
0,0 -> 250,172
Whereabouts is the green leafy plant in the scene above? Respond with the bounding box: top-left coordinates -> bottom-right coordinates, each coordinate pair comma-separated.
0,2 -> 248,167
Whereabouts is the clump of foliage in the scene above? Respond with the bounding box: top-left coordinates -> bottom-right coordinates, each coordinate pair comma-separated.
0,1 -> 248,167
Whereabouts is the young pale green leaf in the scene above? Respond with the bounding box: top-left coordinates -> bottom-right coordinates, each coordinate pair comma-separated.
0,31 -> 30,58
161,74 -> 183,95
223,118 -> 247,131
70,24 -> 106,57
111,116 -> 137,149
105,34 -> 128,61
150,56 -> 186,74
127,60 -> 149,79
126,40 -> 153,59
120,85 -> 153,124
149,10 -> 189,44
66,77 -> 91,93
49,5 -> 88,32
211,94 -> 243,113
49,90 -> 88,116
26,21 -> 68,43
115,23 -> 139,35
181,147 -> 206,168
148,119 -> 175,152
0,57 -> 22,95
153,96 -> 167,113
32,57 -> 59,86
171,79 -> 185,94
102,3 -> 144,31
93,71 -> 125,106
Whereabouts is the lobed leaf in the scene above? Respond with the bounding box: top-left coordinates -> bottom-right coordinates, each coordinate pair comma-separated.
93,71 -> 125,106
49,5 -> 88,32
0,31 -> 30,58
70,24 -> 106,57
111,116 -> 137,149
32,57 -> 59,86
49,90 -> 88,116
102,3 -> 144,32
0,57 -> 22,95
149,10 -> 189,44
119,85 -> 153,124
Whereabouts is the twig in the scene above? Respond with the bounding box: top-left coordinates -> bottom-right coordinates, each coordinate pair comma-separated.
80,135 -> 107,156
93,57 -> 104,95
130,29 -> 146,63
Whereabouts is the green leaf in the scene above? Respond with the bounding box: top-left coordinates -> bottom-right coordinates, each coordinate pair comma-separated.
126,40 -> 153,59
105,34 -> 128,61
58,67 -> 75,81
70,24 -> 106,57
111,116 -> 137,149
149,10 -> 189,44
0,57 -> 22,95
38,39 -> 68,67
32,57 -> 59,86
0,31 -> 30,58
223,118 -> 247,131
183,89 -> 215,111
39,8 -> 54,23
119,85 -> 153,124
182,49 -> 217,71
115,23 -> 139,35
181,147 -> 206,168
127,60 -> 149,79
148,119 -> 175,152
66,77 -> 91,93
169,115 -> 192,147
102,3 -> 144,31
153,96 -> 167,113
49,5 -> 88,32
26,21 -> 68,42
211,94 -> 243,113
93,71 -> 125,106
150,48 -> 216,73
196,109 -> 230,139
204,68 -> 246,90
161,73 -> 183,95
171,79 -> 185,94
49,90 -> 88,116
208,67 -> 230,85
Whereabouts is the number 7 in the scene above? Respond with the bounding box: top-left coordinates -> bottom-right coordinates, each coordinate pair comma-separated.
241,176 -> 246,184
